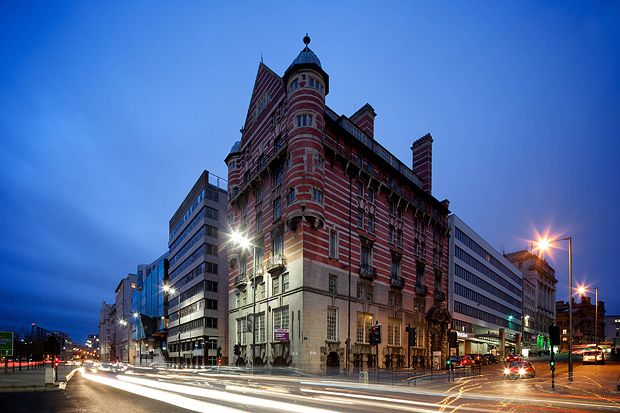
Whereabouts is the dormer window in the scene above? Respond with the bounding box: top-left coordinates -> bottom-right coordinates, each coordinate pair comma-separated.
296,113 -> 313,128
308,77 -> 323,93
289,78 -> 299,92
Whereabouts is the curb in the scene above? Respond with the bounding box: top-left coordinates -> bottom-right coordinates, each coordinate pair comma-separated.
58,367 -> 80,390
0,385 -> 59,393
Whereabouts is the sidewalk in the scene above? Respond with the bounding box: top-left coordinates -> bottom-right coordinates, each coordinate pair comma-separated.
0,365 -> 75,392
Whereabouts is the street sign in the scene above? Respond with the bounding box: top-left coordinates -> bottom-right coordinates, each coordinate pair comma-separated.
0,332 -> 13,357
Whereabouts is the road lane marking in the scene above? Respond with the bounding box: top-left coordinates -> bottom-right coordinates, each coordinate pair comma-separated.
80,371 -> 245,413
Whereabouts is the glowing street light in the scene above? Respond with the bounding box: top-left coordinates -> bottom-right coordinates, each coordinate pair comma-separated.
118,319 -> 130,363
575,284 -> 600,364
534,233 -> 574,381
163,284 -> 175,295
576,285 -> 587,296
230,229 -> 257,370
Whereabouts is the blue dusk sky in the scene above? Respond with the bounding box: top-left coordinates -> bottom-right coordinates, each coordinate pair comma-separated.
1,1 -> 618,342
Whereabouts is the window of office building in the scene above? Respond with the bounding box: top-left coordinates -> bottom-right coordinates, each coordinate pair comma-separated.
236,318 -> 246,345
329,229 -> 338,259
273,197 -> 282,220
273,306 -> 289,330
272,227 -> 283,256
272,276 -> 280,295
256,312 -> 266,343
356,312 -> 373,344
327,307 -> 338,341
387,318 -> 401,346
356,282 -> 373,302
329,274 -> 338,294
282,273 -> 290,292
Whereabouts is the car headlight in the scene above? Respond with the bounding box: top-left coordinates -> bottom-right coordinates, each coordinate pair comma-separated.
504,368 -> 510,374
518,368 -> 526,375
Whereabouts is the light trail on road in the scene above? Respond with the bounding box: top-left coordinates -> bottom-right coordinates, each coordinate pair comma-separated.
80,370 -> 246,413
118,374 -> 342,413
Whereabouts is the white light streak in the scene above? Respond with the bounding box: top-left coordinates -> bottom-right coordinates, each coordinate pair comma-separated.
81,371 -> 244,413
118,375 -> 340,413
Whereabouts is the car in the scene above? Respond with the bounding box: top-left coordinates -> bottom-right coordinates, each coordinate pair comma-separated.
582,350 -> 604,364
505,354 -> 521,363
503,360 -> 535,379
448,356 -> 461,368
483,354 -> 499,365
468,353 -> 483,366
459,354 -> 475,367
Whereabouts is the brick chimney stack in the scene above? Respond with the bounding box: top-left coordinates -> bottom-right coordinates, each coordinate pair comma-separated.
350,103 -> 376,138
411,133 -> 433,193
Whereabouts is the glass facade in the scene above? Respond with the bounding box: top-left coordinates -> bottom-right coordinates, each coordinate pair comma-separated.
132,255 -> 169,342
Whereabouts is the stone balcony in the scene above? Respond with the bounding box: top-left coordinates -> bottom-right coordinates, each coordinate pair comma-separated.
266,254 -> 286,274
414,284 -> 428,296
359,264 -> 378,281
234,273 -> 247,289
390,275 -> 405,289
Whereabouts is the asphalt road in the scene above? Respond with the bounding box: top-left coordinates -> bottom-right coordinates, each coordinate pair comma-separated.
0,373 -> 193,413
0,359 -> 618,412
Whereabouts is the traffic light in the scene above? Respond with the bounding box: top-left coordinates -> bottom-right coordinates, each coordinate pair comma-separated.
548,325 -> 560,347
549,359 -> 555,371
369,326 -> 377,345
448,331 -> 458,348
217,346 -> 222,358
369,324 -> 381,345
408,327 -> 417,347
233,344 -> 241,356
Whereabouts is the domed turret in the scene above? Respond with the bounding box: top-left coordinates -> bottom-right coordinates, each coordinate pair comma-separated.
225,139 -> 242,200
283,34 -> 329,95
282,35 -> 327,232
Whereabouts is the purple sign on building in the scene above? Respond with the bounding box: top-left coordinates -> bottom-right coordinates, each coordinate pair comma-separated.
274,328 -> 289,342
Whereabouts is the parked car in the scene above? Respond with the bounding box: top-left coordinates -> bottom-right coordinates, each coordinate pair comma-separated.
582,350 -> 605,364
503,360 -> 536,379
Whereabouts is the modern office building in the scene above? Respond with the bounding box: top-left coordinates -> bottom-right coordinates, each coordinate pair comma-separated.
448,215 -> 522,358
556,294 -> 605,351
167,170 -> 229,367
226,35 -> 451,372
504,249 -> 557,354
132,253 -> 169,365
115,274 -> 137,363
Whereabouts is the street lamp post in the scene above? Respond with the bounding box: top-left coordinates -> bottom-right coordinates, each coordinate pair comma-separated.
536,235 -> 574,381
118,319 -> 129,363
231,230 -> 257,371
578,285 -> 599,365
132,312 -> 141,366
163,285 -> 179,367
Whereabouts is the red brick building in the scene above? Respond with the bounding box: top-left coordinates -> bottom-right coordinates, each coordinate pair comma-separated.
226,36 -> 451,372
